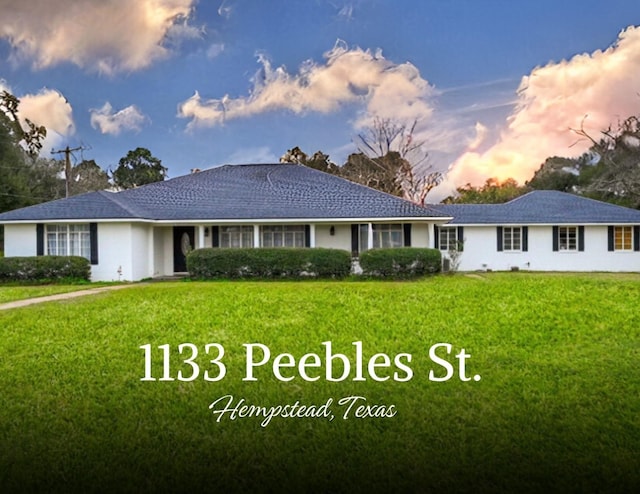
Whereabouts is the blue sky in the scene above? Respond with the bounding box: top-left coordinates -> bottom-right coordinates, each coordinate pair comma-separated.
2,0 -> 640,199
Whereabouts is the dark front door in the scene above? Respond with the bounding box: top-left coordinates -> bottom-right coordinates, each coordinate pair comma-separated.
173,226 -> 195,273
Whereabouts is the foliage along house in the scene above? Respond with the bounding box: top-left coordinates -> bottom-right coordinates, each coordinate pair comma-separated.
0,164 -> 639,281
0,164 -> 450,281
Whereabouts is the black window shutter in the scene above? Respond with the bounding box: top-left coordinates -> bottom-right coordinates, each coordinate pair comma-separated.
434,226 -> 440,250
607,226 -> 614,252
36,224 -> 44,256
457,226 -> 464,252
304,225 -> 311,248
497,227 -> 503,252
578,226 -> 585,252
634,226 -> 640,252
552,226 -> 559,251
403,224 -> 412,247
522,226 -> 528,252
351,224 -> 359,256
212,226 -> 219,247
89,223 -> 98,265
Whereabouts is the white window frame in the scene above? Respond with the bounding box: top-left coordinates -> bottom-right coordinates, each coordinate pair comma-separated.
260,225 -> 306,248
503,226 -> 522,252
439,227 -> 458,251
46,224 -> 91,260
220,225 -> 254,248
558,226 -> 578,251
614,226 -> 633,251
358,224 -> 404,253
372,224 -> 403,249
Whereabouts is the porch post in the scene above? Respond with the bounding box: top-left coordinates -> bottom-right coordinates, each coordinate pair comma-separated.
429,223 -> 435,249
253,225 -> 260,248
198,225 -> 205,248
367,223 -> 374,250
309,224 -> 316,248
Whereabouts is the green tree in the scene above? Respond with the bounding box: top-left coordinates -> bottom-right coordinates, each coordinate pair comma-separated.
280,147 -> 341,174
340,151 -> 406,196
69,159 -> 110,196
112,147 -> 167,189
280,146 -> 405,196
281,118 -> 443,205
0,92 -> 61,214
529,115 -> 640,208
0,90 -> 47,157
443,178 -> 528,204
527,156 -> 581,192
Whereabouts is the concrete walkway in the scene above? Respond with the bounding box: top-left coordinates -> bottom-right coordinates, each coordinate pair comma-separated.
0,284 -> 142,311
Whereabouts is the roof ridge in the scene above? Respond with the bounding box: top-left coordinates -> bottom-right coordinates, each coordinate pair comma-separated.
507,189 -> 640,212
97,190 -> 148,218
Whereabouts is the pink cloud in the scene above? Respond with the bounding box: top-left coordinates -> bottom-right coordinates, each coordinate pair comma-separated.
448,25 -> 640,186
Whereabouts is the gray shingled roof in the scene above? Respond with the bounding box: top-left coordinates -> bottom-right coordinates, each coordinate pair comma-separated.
433,190 -> 640,224
0,163 -> 445,222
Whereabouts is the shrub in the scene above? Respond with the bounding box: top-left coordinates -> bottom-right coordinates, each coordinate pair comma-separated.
359,248 -> 441,278
0,256 -> 91,283
187,248 -> 352,279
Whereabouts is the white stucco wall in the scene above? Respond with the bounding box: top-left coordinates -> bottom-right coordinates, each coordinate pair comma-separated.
4,224 -> 37,256
450,225 -> 640,272
411,223 -> 431,248
91,223 -> 134,281
4,222 -> 136,281
131,224 -> 153,281
314,224 -> 352,250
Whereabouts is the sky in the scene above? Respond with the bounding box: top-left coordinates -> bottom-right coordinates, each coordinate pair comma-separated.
1,0 -> 640,201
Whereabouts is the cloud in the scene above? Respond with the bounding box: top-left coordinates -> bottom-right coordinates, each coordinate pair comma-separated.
90,102 -> 148,135
19,89 -> 75,137
0,0 -> 198,74
218,0 -> 234,19
227,146 -> 279,164
4,87 -> 75,154
177,40 -> 436,130
206,43 -> 225,59
448,25 -> 640,187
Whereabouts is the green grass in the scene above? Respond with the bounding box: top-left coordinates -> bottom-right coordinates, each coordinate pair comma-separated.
0,273 -> 638,493
0,283 -> 112,304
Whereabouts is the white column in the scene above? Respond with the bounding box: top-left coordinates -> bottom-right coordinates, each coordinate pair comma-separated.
198,225 -> 205,248
367,223 -> 374,250
429,223 -> 436,248
309,224 -> 316,247
253,225 -> 261,248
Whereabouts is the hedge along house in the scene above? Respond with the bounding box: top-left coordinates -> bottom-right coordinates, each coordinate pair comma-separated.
434,191 -> 640,272
0,164 -> 451,281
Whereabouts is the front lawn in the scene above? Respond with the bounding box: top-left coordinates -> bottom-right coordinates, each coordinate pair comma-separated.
0,283 -> 110,304
0,273 -> 638,493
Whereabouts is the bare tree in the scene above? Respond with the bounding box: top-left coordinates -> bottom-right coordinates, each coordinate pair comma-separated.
569,114 -> 640,207
353,117 -> 442,206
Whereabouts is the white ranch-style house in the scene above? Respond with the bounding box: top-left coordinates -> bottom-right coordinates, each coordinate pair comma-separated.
0,164 -> 639,281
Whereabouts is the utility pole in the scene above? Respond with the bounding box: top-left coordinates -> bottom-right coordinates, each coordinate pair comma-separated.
52,145 -> 84,198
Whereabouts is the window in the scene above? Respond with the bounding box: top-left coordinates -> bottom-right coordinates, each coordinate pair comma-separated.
261,225 -> 306,248
46,224 -> 91,260
558,226 -> 577,251
438,227 -> 458,251
220,226 -> 254,248
503,227 -> 521,251
373,224 -> 403,249
615,226 -> 633,251
357,224 -> 404,252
